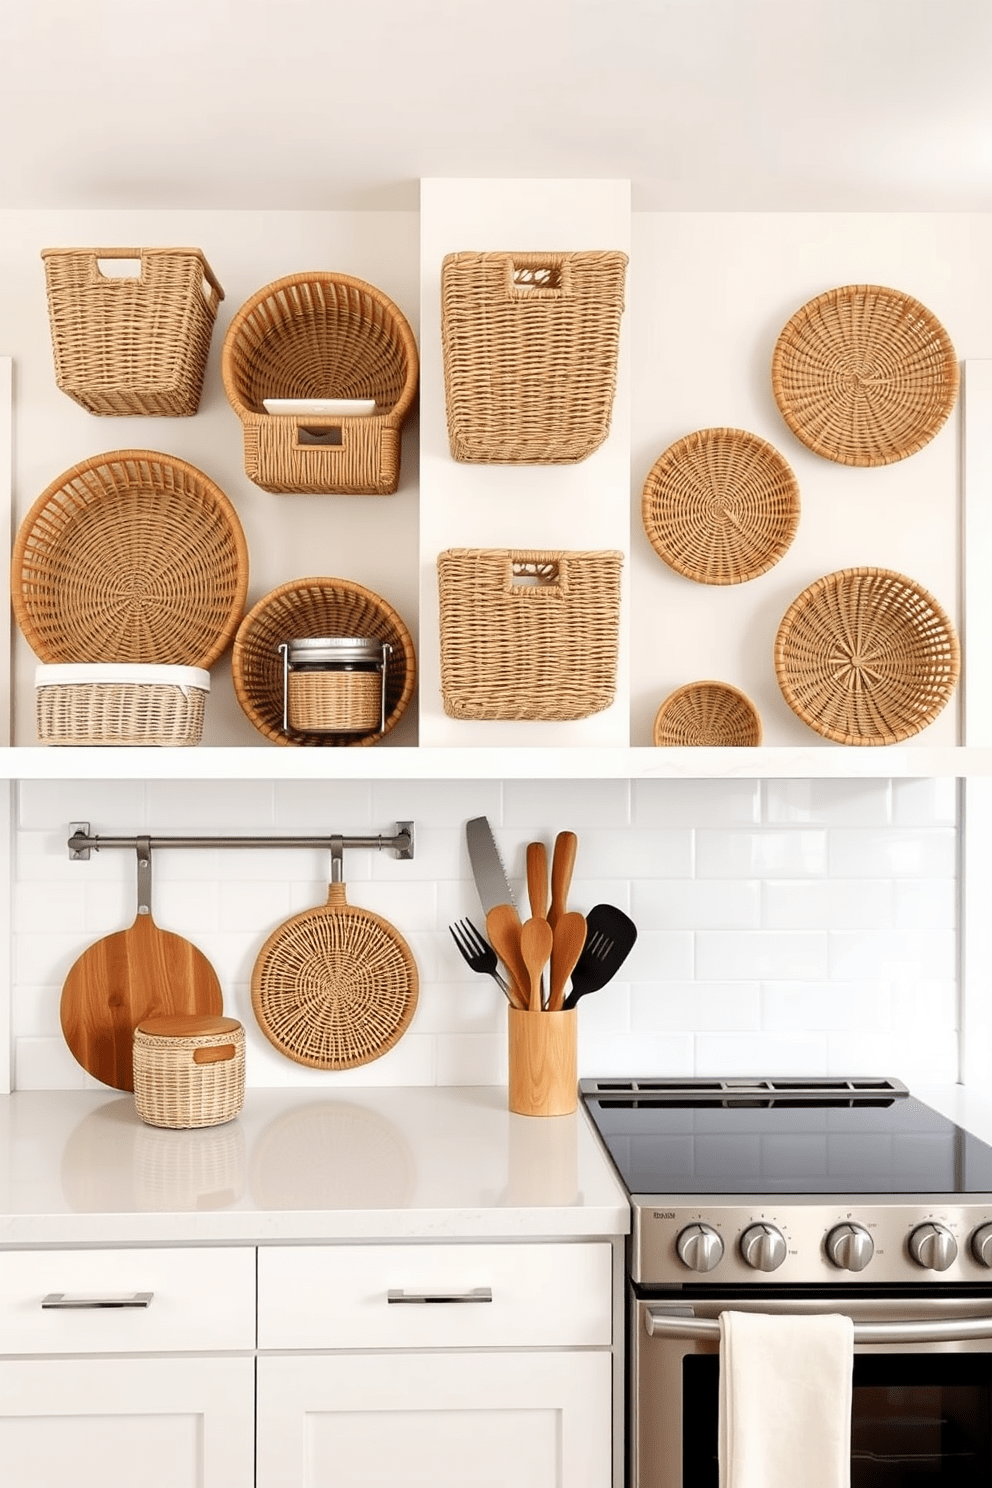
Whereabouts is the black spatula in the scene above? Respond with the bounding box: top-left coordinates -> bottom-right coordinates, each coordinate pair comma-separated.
562,903 -> 637,1010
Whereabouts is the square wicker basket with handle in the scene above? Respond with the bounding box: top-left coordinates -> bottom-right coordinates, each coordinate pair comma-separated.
437,548 -> 624,721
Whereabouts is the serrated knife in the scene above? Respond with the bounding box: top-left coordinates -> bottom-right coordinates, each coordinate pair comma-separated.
466,816 -> 517,916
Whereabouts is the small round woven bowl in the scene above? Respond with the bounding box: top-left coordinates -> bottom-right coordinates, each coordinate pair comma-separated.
653,682 -> 763,747
232,577 -> 416,746
12,451 -> 249,666
771,285 -> 959,467
251,883 -> 419,1070
774,567 -> 960,745
641,428 -> 800,585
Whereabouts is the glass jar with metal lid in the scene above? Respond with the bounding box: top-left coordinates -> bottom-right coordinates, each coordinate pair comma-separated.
278,637 -> 392,736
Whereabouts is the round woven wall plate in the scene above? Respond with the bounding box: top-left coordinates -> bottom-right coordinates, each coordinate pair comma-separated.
12,450 -> 249,666
653,681 -> 762,747
251,883 -> 418,1070
641,428 -> 799,585
771,285 -> 959,467
774,567 -> 960,745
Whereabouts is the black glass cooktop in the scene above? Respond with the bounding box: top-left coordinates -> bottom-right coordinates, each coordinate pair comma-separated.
579,1078 -> 992,1197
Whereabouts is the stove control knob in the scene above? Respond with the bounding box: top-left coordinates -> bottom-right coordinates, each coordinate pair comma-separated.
909,1222 -> 958,1272
971,1223 -> 992,1268
740,1223 -> 787,1272
826,1222 -> 874,1272
676,1223 -> 725,1273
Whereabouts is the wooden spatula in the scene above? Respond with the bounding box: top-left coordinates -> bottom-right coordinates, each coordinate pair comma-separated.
60,838 -> 223,1091
548,831 -> 577,931
548,910 -> 587,1011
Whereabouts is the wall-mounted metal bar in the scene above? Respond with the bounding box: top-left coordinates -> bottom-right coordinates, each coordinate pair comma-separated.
67,821 -> 415,868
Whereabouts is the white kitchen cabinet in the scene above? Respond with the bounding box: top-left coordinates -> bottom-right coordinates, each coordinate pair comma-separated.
0,1356 -> 255,1488
256,1350 -> 613,1488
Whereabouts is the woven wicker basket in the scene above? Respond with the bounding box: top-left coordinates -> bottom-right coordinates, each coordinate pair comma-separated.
437,548 -> 624,721
251,882 -> 419,1070
287,671 -> 383,734
222,272 -> 418,494
42,247 -> 224,416
774,567 -> 960,745
440,250 -> 628,463
35,664 -> 209,746
232,579 -> 416,746
771,284 -> 959,466
12,451 -> 249,667
642,428 -> 800,584
653,681 -> 762,747
133,1015 -> 245,1129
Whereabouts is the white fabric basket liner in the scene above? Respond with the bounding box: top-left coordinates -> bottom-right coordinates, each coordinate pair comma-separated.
35,664 -> 210,694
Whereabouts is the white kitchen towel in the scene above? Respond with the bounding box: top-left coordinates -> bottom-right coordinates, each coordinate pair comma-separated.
718,1309 -> 854,1488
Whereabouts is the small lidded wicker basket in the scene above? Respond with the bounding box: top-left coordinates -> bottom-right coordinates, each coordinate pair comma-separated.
133,1015 -> 245,1129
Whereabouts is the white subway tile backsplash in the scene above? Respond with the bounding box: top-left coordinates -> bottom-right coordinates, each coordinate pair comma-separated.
9,776 -> 962,1091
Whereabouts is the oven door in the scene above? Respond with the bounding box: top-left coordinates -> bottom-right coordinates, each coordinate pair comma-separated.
634,1290 -> 992,1488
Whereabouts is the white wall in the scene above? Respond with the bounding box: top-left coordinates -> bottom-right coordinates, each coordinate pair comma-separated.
12,775 -> 958,1091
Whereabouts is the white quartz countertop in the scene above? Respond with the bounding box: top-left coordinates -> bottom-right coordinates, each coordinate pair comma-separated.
0,1085 -> 631,1247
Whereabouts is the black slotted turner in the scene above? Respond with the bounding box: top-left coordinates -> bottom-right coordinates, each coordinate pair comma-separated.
561,904 -> 637,1010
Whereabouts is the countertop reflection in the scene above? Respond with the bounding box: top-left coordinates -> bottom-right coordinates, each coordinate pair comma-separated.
0,1086 -> 630,1245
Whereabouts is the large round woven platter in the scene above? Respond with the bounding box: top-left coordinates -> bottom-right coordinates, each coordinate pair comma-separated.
771,285 -> 959,467
641,428 -> 799,585
251,882 -> 419,1070
653,681 -> 762,747
774,567 -> 960,746
12,451 -> 249,666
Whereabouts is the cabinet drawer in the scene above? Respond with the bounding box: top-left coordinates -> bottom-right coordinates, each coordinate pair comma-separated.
0,1247 -> 256,1355
257,1242 -> 612,1349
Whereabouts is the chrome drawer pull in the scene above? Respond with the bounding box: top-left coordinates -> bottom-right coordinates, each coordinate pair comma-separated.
645,1309 -> 992,1344
387,1286 -> 493,1305
41,1291 -> 154,1310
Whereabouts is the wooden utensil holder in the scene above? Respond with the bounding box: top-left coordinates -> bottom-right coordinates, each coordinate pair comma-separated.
507,1008 -> 577,1117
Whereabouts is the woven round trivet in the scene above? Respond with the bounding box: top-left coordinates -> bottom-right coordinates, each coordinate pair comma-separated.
771,285 -> 959,466
774,567 -> 960,745
653,681 -> 762,747
641,428 -> 799,585
251,882 -> 418,1069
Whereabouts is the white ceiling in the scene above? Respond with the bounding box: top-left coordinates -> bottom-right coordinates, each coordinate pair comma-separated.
2,0 -> 991,213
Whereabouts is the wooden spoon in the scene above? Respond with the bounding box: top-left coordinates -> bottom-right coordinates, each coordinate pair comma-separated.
486,904 -> 528,1009
548,831 -> 578,931
548,911 -> 587,1012
520,915 -> 554,1013
526,841 -> 549,921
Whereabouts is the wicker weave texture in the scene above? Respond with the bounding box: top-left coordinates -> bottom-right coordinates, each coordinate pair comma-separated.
42,247 -> 224,417
774,567 -> 960,745
133,1017 -> 245,1129
287,671 -> 382,734
36,680 -> 206,746
233,578 -> 415,746
641,428 -> 800,585
441,251 -> 628,463
222,272 -> 418,493
771,284 -> 959,467
251,883 -> 419,1070
653,681 -> 762,747
12,451 -> 249,667
437,548 -> 623,721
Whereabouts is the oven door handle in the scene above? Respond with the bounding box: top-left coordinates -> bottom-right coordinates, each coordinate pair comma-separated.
645,1310 -> 992,1344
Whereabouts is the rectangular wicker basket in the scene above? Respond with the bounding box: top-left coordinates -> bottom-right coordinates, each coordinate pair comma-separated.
437,548 -> 624,721
35,665 -> 209,746
41,246 -> 224,416
440,250 -> 628,464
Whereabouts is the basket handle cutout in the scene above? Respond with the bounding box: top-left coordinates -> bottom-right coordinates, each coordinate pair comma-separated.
507,255 -> 572,300
95,256 -> 142,281
193,1044 -> 236,1065
297,425 -> 344,448
509,557 -> 565,598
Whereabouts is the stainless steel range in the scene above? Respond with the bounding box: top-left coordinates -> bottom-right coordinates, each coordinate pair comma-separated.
580,1076 -> 992,1488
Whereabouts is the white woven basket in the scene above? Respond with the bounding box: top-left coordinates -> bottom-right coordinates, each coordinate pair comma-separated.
35,664 -> 210,745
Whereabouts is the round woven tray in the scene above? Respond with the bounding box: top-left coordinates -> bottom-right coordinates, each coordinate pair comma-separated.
653,681 -> 763,747
641,428 -> 799,585
232,577 -> 416,746
12,451 -> 249,666
251,882 -> 419,1070
771,285 -> 959,467
774,567 -> 960,745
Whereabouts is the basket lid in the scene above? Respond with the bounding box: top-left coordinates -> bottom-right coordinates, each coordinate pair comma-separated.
135,1014 -> 242,1038
35,663 -> 210,689
285,636 -> 384,665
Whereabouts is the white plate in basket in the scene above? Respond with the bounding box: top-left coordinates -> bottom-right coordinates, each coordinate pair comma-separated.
262,398 -> 376,417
